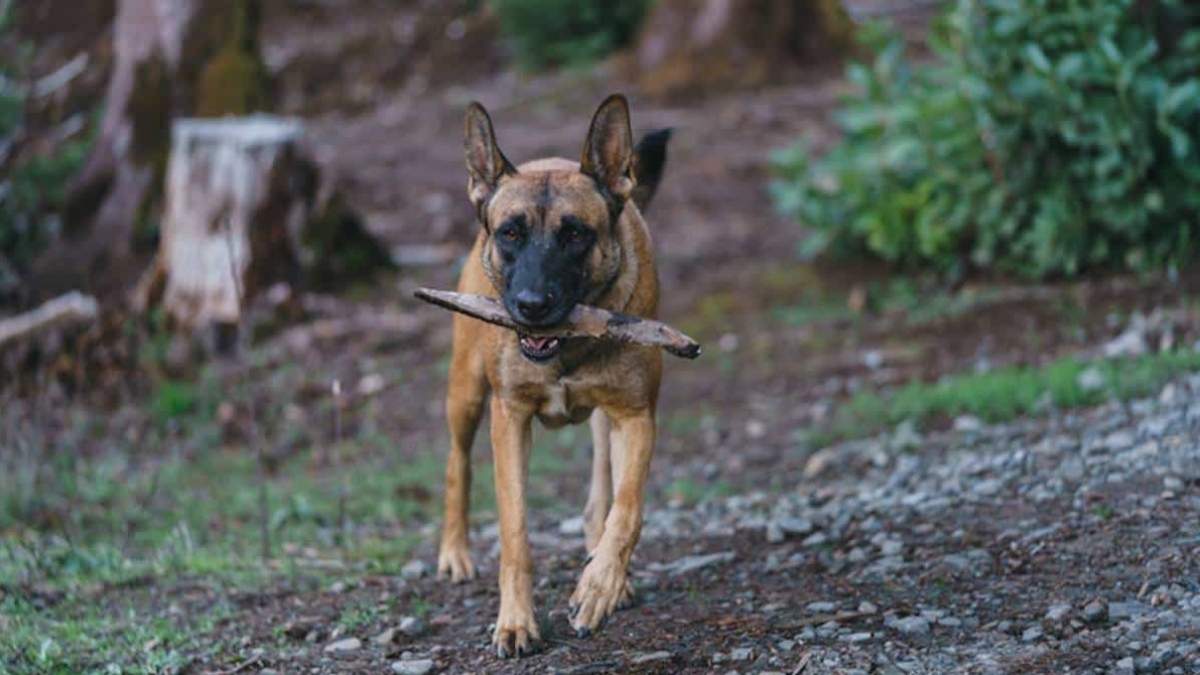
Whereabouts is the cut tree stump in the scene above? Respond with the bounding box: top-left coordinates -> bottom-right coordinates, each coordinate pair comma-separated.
146,115 -> 305,328
137,115 -> 392,332
414,288 -> 702,359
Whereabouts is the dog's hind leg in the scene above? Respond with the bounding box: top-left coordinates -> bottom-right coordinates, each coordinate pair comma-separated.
583,410 -> 613,554
437,336 -> 488,583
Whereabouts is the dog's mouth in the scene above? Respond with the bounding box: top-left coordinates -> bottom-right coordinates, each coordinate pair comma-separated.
518,334 -> 562,362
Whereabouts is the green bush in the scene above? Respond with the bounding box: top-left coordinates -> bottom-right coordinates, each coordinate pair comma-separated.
772,0 -> 1200,278
492,0 -> 651,71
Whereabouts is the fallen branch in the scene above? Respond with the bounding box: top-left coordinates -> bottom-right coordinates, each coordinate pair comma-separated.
0,291 -> 99,348
414,288 -> 701,359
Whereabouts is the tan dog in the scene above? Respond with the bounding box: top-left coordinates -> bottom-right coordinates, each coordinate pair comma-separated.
435,94 -> 670,658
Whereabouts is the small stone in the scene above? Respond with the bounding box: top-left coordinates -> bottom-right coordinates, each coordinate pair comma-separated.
324,637 -> 362,653
879,539 -> 904,556
1163,476 -> 1184,491
777,639 -> 796,651
886,616 -> 930,636
1111,656 -> 1135,675
1045,604 -> 1072,623
1022,625 -> 1043,642
1078,367 -> 1106,392
806,601 -> 836,613
399,616 -> 426,637
777,517 -> 814,536
729,647 -> 753,661
1108,601 -> 1148,621
559,516 -> 584,535
841,632 -> 872,643
858,601 -> 878,614
372,627 -> 397,645
1083,600 -> 1108,623
401,559 -> 430,580
329,581 -> 349,593
391,659 -> 435,675
953,415 -> 983,433
630,651 -> 673,665
766,522 -> 785,544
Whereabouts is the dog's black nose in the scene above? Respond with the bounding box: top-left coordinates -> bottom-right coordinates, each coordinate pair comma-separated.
514,289 -> 553,322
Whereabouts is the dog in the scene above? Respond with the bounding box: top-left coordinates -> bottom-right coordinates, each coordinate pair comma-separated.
435,94 -> 670,658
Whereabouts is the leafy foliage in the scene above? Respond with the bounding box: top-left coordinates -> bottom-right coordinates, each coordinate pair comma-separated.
772,0 -> 1200,278
492,0 -> 651,70
0,9 -> 92,283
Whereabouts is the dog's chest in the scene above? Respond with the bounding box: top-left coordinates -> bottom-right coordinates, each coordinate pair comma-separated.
534,381 -> 592,428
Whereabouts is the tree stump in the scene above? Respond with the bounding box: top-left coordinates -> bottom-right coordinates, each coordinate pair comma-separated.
149,115 -> 305,328
139,115 -> 392,333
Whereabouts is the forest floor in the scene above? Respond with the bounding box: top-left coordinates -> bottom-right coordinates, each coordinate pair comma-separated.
4,4 -> 1200,674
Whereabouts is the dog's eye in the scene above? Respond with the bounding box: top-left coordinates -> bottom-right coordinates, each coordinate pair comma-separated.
501,228 -> 520,241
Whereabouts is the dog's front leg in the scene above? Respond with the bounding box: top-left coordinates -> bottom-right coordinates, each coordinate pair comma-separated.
570,407 -> 654,635
489,396 -> 541,657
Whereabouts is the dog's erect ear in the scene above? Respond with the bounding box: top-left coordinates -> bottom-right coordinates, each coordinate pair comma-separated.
581,94 -> 635,202
464,102 -> 516,218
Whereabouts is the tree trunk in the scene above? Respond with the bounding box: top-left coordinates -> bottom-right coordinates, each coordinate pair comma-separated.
628,0 -> 855,98
31,0 -> 267,301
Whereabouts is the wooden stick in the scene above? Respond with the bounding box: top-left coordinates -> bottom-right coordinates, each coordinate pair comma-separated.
414,288 -> 701,359
0,291 -> 98,348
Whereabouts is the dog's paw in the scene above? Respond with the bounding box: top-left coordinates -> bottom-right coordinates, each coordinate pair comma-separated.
568,556 -> 630,636
436,544 -> 476,583
491,609 -> 542,658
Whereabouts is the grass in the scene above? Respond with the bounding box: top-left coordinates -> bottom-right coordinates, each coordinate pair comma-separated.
817,349 -> 1200,444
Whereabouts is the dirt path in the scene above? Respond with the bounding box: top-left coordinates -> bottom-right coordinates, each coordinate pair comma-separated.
78,373 -> 1200,674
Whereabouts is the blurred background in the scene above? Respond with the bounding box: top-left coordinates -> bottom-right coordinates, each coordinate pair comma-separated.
1,0 -> 1198,672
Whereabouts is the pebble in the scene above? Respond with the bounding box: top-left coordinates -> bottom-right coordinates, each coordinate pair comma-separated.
391,659 -> 435,675
728,647 -> 753,661
1044,604 -> 1072,623
372,627 -> 397,645
323,637 -> 361,653
399,616 -> 426,637
630,651 -> 673,665
1021,625 -> 1043,642
1108,601 -> 1148,621
401,559 -> 430,580
887,616 -> 931,636
1083,599 -> 1109,623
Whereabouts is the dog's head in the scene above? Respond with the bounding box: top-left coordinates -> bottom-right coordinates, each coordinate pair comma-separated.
463,94 -> 668,363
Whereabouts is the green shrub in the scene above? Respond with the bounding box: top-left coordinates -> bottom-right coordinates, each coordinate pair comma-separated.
493,0 -> 651,70
771,0 -> 1200,278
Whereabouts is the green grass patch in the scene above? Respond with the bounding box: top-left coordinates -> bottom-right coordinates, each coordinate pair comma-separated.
823,349 -> 1200,443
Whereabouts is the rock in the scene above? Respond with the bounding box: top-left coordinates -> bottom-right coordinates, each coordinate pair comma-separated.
1111,656 -> 1135,675
391,659 -> 435,675
1044,604 -> 1072,623
1083,599 -> 1108,623
401,559 -> 430,580
886,616 -> 930,636
324,637 -> 361,653
630,651 -> 673,665
807,601 -> 836,613
649,551 -> 736,576
1107,601 -> 1148,621
879,539 -> 904,556
891,420 -> 922,451
953,415 -> 983,433
1021,625 -> 1043,642
372,627 -> 397,645
766,521 -> 785,544
559,516 -> 585,535
841,632 -> 872,643
399,616 -> 426,637
729,647 -> 753,661
1078,366 -> 1106,392
858,601 -> 878,614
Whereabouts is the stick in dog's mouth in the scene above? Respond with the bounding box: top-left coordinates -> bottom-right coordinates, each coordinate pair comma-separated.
414,287 -> 701,359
